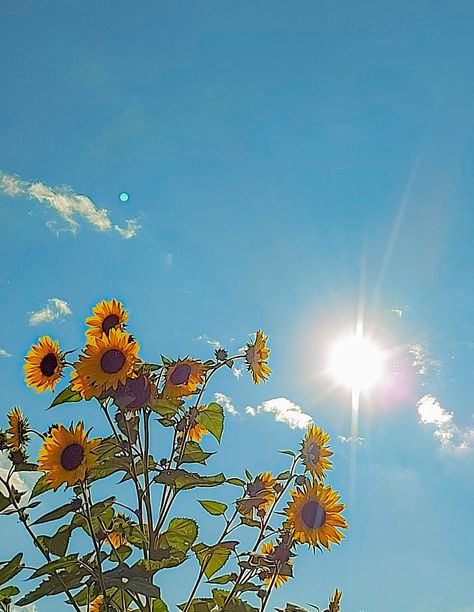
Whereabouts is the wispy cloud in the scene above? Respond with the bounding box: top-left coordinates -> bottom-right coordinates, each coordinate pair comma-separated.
417,394 -> 474,452
0,451 -> 32,499
195,334 -> 222,349
29,297 -> 72,326
390,308 -> 403,318
338,435 -> 364,445
214,392 -> 239,416
0,347 -> 12,358
0,171 -> 140,238
164,253 -> 173,267
11,604 -> 38,612
409,342 -> 441,378
246,397 -> 312,429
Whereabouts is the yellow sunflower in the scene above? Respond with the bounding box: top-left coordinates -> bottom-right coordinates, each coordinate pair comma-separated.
260,541 -> 292,588
90,595 -> 105,612
74,329 -> 139,393
300,425 -> 333,481
189,422 -> 208,442
24,336 -> 64,393
238,472 -> 276,517
329,589 -> 342,612
107,531 -> 127,549
85,298 -> 128,341
70,370 -> 102,401
284,481 -> 347,550
163,359 -> 206,399
244,330 -> 271,384
7,407 -> 30,451
38,423 -> 100,490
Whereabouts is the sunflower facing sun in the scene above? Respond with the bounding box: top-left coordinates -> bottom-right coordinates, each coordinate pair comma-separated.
163,358 -> 206,399
24,336 -> 65,393
38,423 -> 100,490
7,407 -> 29,451
300,425 -> 333,482
85,298 -> 128,341
244,330 -> 271,384
284,481 -> 347,550
73,328 -> 139,393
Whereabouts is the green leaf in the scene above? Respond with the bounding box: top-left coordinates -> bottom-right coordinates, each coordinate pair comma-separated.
38,525 -> 73,557
0,492 -> 11,513
196,403 -> 224,443
31,473 -> 53,498
112,545 -> 133,563
207,573 -> 233,585
48,384 -> 82,409
226,477 -> 246,488
153,598 -> 170,612
16,567 -> 87,606
32,501 -> 79,525
14,462 -> 38,472
161,518 -> 198,552
0,554 -> 23,586
181,442 -> 214,465
276,470 -> 291,480
154,469 -> 225,491
193,541 -> 237,579
198,500 -> 228,516
279,449 -> 297,457
149,398 -> 183,418
29,554 -> 79,580
103,565 -> 163,598
0,585 -> 20,603
244,469 -> 253,481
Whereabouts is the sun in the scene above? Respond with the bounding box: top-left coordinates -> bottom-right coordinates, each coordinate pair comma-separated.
329,333 -> 385,391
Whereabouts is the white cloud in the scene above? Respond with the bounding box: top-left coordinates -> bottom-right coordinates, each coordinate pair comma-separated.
232,366 -> 243,379
0,171 -> 139,238
417,394 -> 474,452
29,297 -> 72,326
214,392 -> 239,416
11,604 -> 38,612
338,435 -> 364,445
245,397 -> 312,430
195,334 -> 222,349
0,452 -> 32,500
409,342 -> 441,377
390,308 -> 403,318
0,347 -> 12,358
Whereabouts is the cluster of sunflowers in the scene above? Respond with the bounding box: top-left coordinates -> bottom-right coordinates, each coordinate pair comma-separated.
0,299 -> 346,612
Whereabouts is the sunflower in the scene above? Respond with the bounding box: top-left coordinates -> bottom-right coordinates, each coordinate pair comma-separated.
260,541 -> 292,588
38,423 -> 100,490
90,595 -> 105,612
107,531 -> 127,549
163,359 -> 206,399
238,472 -> 276,517
24,336 -> 65,393
188,422 -> 208,442
244,330 -> 271,384
7,407 -> 30,451
74,329 -> 139,393
329,589 -> 342,612
70,370 -> 102,401
300,425 -> 333,481
85,298 -> 128,341
284,481 -> 347,550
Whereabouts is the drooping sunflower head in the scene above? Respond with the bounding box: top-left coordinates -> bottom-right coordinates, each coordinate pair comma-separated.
260,541 -> 292,588
74,329 -> 140,393
38,422 -> 100,490
244,330 -> 271,384
188,422 -> 208,443
300,425 -> 333,481
284,481 -> 348,550
329,589 -> 342,612
163,358 -> 206,399
90,595 -> 105,612
24,336 -> 65,393
7,407 -> 30,451
85,298 -> 128,341
112,374 -> 154,412
105,512 -> 131,548
238,472 -> 276,517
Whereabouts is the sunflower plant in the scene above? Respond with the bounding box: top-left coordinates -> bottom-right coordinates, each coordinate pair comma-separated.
0,299 -> 347,612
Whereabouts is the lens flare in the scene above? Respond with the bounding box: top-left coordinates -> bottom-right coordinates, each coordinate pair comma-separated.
329,334 -> 384,391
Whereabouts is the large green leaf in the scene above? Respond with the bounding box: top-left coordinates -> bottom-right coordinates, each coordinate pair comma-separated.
161,518 -> 198,552
0,492 -> 11,513
29,555 -> 79,580
31,473 -> 53,499
192,541 -> 237,579
16,568 -> 87,606
198,500 -> 228,516
149,398 -> 183,418
154,469 -> 225,491
38,525 -> 73,557
180,442 -> 214,465
32,501 -> 79,525
0,586 -> 20,603
48,384 -> 82,409
153,597 -> 170,612
196,403 -> 224,442
0,554 -> 23,587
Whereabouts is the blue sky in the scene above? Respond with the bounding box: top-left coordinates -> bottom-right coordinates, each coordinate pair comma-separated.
1,1 -> 474,611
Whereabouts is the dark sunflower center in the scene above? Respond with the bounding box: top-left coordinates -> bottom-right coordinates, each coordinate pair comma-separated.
102,314 -> 120,334
40,353 -> 58,377
307,442 -> 321,466
60,443 -> 84,471
100,349 -> 126,374
170,363 -> 191,386
301,500 -> 326,530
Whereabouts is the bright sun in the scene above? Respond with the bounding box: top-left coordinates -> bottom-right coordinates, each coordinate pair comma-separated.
329,334 -> 385,391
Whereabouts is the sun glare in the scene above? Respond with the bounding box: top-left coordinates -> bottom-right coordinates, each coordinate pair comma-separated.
329,334 -> 384,391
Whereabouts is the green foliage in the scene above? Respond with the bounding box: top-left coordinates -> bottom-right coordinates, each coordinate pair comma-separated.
48,384 -> 82,408
196,403 -> 224,442
198,500 -> 228,516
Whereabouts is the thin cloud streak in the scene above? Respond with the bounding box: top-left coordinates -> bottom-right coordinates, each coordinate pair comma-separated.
0,171 -> 139,238
0,348 -> 12,358
417,394 -> 474,452
29,297 -> 72,326
214,392 -> 239,415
